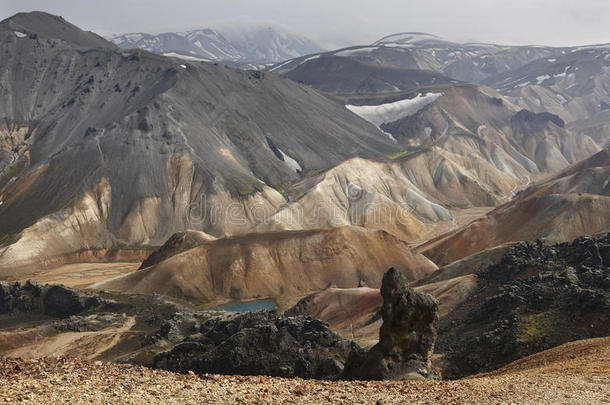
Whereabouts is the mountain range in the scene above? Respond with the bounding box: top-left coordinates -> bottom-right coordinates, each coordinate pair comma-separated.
1,12 -> 609,275
0,11 -> 608,389
108,23 -> 324,64
271,33 -> 610,124
269,33 -> 564,82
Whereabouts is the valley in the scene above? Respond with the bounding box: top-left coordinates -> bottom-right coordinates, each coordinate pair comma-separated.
6,262 -> 140,289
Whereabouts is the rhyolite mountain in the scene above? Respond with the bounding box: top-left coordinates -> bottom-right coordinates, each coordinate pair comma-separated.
252,84 -> 603,243
93,226 -> 438,302
418,146 -> 610,266
262,33 -> 607,246
0,11 -> 114,49
109,22 -> 324,64
0,12 -> 400,272
483,45 -> 610,150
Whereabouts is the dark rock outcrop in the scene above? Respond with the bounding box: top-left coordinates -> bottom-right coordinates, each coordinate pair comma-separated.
343,268 -> 439,380
511,109 -> 565,128
153,310 -> 356,380
151,312 -> 216,344
0,281 -> 102,317
437,233 -> 610,378
54,314 -> 127,332
139,231 -> 214,269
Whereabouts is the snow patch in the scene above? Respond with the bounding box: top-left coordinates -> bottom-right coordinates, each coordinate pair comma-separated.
380,130 -> 398,142
278,148 -> 302,173
500,75 -> 531,90
566,73 -> 577,85
180,64 -> 187,69
573,44 -> 610,51
380,42 -> 414,48
553,66 -> 571,78
163,52 -> 210,62
269,59 -> 292,72
300,55 -> 320,64
13,31 -> 27,38
374,32 -> 443,45
335,47 -> 379,57
565,82 -> 577,90
124,33 -> 143,42
346,93 -> 442,127
536,75 -> 551,84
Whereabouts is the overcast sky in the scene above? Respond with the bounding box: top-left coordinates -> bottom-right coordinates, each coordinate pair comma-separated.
2,0 -> 610,49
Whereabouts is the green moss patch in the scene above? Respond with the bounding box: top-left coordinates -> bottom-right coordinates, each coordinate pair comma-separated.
517,309 -> 560,346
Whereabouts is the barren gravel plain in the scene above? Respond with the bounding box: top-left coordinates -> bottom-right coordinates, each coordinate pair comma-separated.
0,337 -> 608,404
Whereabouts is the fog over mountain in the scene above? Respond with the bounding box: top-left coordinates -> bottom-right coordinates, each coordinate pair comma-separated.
3,0 -> 610,49
109,25 -> 324,64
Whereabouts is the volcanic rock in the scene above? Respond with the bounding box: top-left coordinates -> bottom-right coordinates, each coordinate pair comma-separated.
0,281 -> 102,317
343,268 -> 439,380
153,310 -> 356,380
437,233 -> 610,378
511,109 -> 565,128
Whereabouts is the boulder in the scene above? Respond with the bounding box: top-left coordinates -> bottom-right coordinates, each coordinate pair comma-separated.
43,285 -> 101,317
343,268 -> 439,380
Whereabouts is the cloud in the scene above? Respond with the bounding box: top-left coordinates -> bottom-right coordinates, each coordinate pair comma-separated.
2,0 -> 609,48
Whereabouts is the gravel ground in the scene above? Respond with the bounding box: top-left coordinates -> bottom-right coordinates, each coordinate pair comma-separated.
0,338 -> 608,404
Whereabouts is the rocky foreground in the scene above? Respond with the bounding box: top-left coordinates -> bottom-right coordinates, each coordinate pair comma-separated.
0,337 -> 608,404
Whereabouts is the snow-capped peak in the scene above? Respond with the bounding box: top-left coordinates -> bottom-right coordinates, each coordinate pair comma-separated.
108,23 -> 324,64
373,32 -> 447,46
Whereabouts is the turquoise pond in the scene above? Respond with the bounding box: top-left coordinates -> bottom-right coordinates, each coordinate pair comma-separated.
210,299 -> 276,313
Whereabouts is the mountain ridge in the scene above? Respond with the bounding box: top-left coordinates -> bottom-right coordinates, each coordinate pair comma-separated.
0,11 -> 114,49
108,23 -> 324,64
